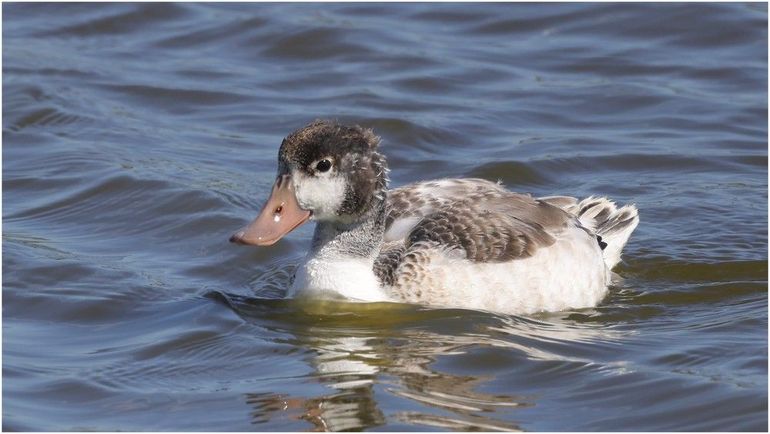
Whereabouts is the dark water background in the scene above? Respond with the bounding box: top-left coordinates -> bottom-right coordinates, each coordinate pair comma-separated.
3,2 -> 768,431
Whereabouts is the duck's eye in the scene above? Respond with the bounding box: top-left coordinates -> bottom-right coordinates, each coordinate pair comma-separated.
315,159 -> 332,173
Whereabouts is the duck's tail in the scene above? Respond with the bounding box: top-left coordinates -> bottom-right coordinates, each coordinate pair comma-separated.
541,195 -> 639,270
577,197 -> 639,270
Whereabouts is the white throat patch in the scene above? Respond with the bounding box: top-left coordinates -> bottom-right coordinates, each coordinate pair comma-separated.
292,170 -> 347,221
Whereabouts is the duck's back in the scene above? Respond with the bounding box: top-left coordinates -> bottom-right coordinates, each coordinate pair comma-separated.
374,178 -> 637,314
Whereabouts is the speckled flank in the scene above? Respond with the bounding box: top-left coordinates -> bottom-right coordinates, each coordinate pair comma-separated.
372,242 -> 405,286
388,241 -> 448,303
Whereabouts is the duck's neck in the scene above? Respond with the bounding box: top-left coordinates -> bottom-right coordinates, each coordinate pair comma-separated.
309,197 -> 386,261
290,197 -> 389,302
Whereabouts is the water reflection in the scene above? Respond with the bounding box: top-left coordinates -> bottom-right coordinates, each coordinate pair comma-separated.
244,331 -> 526,431
245,386 -> 385,431
215,292 -> 628,431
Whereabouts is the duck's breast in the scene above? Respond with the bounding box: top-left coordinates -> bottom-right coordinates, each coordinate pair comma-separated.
290,256 -> 389,302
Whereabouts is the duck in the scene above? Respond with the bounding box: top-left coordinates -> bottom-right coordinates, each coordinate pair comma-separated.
230,120 -> 639,315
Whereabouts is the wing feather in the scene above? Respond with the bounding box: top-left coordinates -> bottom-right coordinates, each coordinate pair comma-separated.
382,178 -> 572,263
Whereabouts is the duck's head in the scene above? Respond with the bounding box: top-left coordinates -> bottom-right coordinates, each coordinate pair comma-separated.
230,120 -> 388,246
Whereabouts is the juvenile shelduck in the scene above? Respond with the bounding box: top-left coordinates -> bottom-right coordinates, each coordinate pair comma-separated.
231,120 -> 639,315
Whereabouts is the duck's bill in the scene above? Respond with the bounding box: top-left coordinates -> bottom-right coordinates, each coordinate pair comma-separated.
229,174 -> 311,246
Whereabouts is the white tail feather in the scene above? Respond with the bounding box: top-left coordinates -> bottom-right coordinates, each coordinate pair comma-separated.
545,195 -> 639,270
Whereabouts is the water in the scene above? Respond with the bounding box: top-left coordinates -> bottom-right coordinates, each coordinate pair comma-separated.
3,2 -> 767,431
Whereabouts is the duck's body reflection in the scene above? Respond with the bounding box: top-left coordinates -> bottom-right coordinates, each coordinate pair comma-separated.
219,294 -> 623,431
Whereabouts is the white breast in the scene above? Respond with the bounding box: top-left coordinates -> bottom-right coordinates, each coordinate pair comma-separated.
289,257 -> 390,302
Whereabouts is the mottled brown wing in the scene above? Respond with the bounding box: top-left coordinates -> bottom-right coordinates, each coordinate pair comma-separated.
385,178 -> 509,228
382,178 -> 572,264
406,199 -> 567,262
